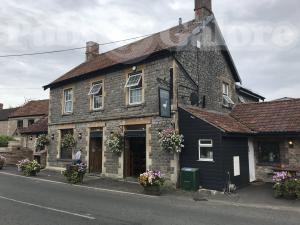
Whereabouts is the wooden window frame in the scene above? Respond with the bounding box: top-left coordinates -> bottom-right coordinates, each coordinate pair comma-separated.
125,71 -> 144,106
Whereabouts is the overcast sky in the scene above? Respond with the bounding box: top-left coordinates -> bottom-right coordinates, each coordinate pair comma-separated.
0,0 -> 299,108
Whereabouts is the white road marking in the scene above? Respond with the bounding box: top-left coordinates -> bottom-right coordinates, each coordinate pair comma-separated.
0,195 -> 96,220
0,171 -> 157,198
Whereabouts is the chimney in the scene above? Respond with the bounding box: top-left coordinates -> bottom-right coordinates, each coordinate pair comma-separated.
0,103 -> 3,110
195,0 -> 212,21
86,41 -> 99,61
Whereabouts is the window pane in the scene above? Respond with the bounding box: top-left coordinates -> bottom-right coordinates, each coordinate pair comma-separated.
65,101 -> 72,113
88,83 -> 102,96
130,88 -> 142,104
200,140 -> 212,145
126,74 -> 142,87
93,95 -> 102,109
258,142 -> 280,163
200,147 -> 213,159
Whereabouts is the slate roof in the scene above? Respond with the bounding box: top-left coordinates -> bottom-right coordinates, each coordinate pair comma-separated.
180,106 -> 252,134
44,17 -> 241,89
9,100 -> 49,118
0,108 -> 18,121
231,99 -> 300,133
19,117 -> 48,134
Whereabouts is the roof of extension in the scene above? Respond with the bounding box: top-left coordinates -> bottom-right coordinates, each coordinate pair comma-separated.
180,105 -> 252,134
44,16 -> 241,89
231,99 -> 300,133
9,100 -> 49,118
181,98 -> 300,134
236,85 -> 265,101
0,108 -> 18,121
19,117 -> 48,135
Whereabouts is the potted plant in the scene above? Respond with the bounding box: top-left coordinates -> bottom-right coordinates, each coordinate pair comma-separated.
138,170 -> 164,195
282,179 -> 298,200
16,159 -> 41,176
0,155 -> 6,169
105,132 -> 124,155
158,128 -> 184,153
63,163 -> 87,184
35,134 -> 50,152
61,133 -> 76,153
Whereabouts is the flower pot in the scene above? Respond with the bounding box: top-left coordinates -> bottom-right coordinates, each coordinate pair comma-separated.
143,185 -> 161,196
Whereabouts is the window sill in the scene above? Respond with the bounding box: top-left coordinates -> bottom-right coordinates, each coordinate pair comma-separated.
197,159 -> 215,163
126,103 -> 145,108
90,108 -> 104,113
62,113 -> 73,116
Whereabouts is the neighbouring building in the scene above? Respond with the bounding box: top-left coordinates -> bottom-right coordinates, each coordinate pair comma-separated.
44,0 -> 263,185
8,100 -> 49,136
0,104 -> 18,136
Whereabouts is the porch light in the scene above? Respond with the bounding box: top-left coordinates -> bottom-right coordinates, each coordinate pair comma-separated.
288,140 -> 294,148
78,133 -> 82,140
29,136 -> 33,141
51,134 -> 55,140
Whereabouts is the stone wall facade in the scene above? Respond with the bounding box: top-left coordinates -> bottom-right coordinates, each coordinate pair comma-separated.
0,121 -> 8,136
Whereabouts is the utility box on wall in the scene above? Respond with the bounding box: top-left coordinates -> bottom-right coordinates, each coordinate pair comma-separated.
180,168 -> 200,191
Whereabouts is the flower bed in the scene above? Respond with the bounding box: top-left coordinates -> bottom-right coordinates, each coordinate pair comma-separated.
273,171 -> 300,199
0,155 -> 6,169
16,159 -> 41,176
63,163 -> 87,184
138,170 -> 164,195
158,129 -> 184,153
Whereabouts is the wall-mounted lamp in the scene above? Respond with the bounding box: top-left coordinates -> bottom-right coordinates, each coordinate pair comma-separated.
132,66 -> 137,71
29,136 -> 33,141
51,134 -> 55,140
288,140 -> 294,148
78,133 -> 82,140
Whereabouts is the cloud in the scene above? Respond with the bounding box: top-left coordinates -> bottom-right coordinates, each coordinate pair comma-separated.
0,0 -> 299,108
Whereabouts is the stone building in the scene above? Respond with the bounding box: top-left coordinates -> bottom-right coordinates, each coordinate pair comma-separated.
43,0 -> 263,185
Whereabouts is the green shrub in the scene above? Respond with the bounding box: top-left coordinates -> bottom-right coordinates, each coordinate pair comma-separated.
273,183 -> 283,198
296,180 -> 300,199
282,179 -> 298,199
0,136 -> 15,147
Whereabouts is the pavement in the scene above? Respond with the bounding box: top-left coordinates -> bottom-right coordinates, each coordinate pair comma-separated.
0,166 -> 300,213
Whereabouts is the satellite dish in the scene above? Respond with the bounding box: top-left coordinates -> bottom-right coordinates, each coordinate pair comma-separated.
190,92 -> 199,106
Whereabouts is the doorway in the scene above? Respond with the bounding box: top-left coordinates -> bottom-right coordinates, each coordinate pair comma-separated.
124,136 -> 146,178
89,130 -> 103,173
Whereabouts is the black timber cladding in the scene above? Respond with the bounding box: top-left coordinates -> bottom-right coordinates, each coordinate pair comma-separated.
178,108 -> 250,191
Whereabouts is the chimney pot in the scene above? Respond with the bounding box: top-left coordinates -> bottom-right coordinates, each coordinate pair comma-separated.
0,103 -> 3,110
86,41 -> 100,61
195,0 -> 212,21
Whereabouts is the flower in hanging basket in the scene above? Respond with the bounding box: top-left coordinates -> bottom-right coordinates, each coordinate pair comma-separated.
105,132 -> 124,155
61,133 -> 76,151
158,128 -> 184,153
35,134 -> 50,151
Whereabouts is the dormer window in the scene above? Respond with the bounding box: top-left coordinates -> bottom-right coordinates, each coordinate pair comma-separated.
88,81 -> 103,110
222,82 -> 234,107
125,73 -> 143,105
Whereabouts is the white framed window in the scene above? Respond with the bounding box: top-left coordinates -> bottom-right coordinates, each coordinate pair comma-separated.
222,82 -> 234,107
89,81 -> 103,110
126,73 -> 143,105
222,82 -> 229,96
198,139 -> 214,162
64,88 -> 73,114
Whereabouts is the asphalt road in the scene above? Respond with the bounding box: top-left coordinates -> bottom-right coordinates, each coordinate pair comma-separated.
0,173 -> 300,225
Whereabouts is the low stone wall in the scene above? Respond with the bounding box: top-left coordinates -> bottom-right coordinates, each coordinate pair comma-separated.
0,141 -> 33,165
